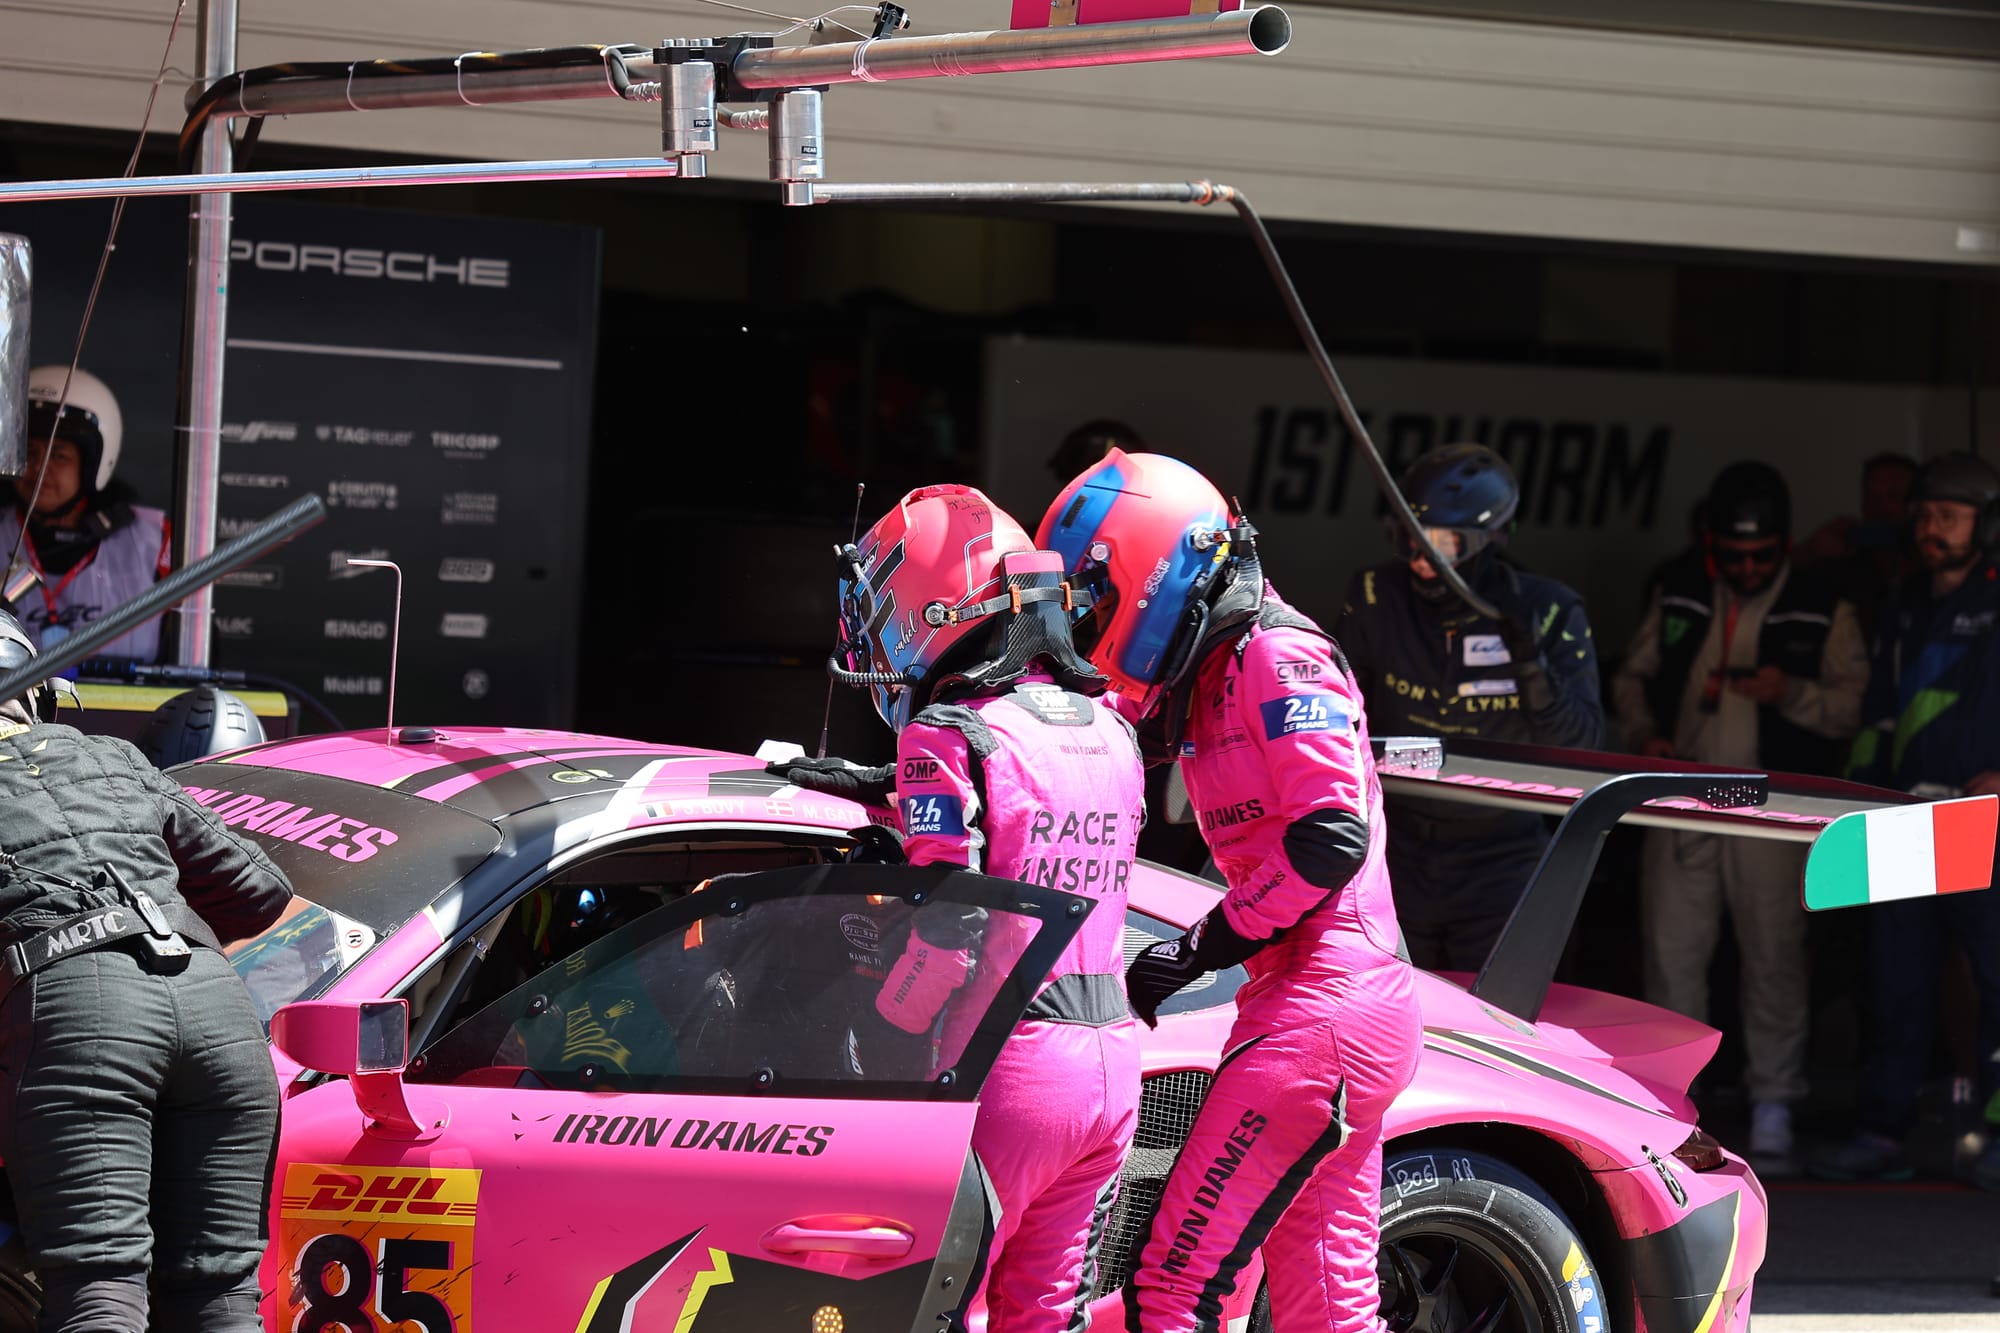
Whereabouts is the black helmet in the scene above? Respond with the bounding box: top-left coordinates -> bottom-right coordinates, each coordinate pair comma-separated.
1704,461 -> 1791,542
1912,453 -> 2000,554
1404,445 -> 1520,533
1910,453 -> 2000,509
137,685 -> 267,768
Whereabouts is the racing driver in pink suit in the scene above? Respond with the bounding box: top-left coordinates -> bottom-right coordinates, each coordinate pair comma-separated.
1039,451 -> 1422,1333
790,483 -> 1147,1332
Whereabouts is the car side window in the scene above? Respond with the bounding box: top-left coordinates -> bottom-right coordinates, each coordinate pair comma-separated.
418,838 -> 841,1043
409,868 -> 1065,1100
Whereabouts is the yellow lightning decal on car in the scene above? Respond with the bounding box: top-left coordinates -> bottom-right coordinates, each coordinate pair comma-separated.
1689,1194 -> 1743,1333
674,1248 -> 735,1332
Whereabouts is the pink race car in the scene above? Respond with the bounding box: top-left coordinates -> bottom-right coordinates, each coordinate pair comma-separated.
71,727 -> 1982,1333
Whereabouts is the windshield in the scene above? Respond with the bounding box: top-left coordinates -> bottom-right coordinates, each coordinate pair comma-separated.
173,761 -> 504,1028
227,897 -> 380,1028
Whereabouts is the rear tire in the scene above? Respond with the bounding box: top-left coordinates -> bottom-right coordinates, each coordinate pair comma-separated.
1376,1147 -> 1607,1333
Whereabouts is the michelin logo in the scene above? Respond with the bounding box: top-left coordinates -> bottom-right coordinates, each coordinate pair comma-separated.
440,613 -> 489,640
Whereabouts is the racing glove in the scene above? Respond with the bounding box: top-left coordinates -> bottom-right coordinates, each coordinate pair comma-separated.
874,937 -> 973,1033
873,904 -> 985,1034
767,755 -> 895,806
1126,906 -> 1265,1028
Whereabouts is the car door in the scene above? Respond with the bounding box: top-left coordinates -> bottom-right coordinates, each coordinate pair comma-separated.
263,861 -> 1093,1333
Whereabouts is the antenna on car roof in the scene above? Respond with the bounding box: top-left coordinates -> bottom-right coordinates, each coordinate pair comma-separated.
817,482 -> 866,759
343,558 -> 402,744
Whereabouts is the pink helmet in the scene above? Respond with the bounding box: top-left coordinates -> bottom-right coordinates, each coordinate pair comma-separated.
1036,450 -> 1245,715
834,484 -> 1093,731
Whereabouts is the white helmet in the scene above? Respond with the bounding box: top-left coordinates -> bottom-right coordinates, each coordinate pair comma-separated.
25,365 -> 124,493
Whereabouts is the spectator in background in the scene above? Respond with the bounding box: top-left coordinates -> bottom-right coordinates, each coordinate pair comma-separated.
1614,461 -> 1867,1173
1813,453 -> 2000,1189
1797,452 -> 1919,639
1337,444 -> 1603,971
1046,418 -> 1145,486
0,366 -> 168,664
1639,498 -> 1708,614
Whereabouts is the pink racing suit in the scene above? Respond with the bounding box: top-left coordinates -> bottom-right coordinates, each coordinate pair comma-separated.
1127,596 -> 1422,1333
883,675 -> 1147,1333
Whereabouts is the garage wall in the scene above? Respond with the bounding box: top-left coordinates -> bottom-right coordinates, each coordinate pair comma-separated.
2,0 -> 1997,265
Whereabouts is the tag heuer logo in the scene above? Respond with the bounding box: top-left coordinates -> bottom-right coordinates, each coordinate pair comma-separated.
438,558 -> 495,584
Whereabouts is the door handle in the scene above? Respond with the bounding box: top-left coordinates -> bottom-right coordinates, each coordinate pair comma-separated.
761,1219 -> 915,1260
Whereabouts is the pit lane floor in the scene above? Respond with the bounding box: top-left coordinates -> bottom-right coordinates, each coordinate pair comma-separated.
1751,1181 -> 2000,1330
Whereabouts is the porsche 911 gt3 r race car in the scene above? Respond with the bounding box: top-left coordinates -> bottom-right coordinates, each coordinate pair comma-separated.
3,726 -> 1984,1333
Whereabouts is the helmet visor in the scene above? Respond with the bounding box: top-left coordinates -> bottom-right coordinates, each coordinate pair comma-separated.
1396,524 -> 1491,567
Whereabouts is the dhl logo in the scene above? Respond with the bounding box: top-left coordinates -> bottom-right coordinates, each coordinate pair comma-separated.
281,1164 -> 481,1227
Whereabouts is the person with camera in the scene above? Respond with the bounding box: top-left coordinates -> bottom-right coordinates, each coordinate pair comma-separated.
1612,460 -> 1867,1172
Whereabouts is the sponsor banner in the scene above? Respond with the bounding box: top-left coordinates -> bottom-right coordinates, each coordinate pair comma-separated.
0,196 -> 598,728
981,337 -> 1962,649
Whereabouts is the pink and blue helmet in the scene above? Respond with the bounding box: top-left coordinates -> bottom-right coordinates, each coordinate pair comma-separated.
1036,449 -> 1238,716
833,485 -> 1039,732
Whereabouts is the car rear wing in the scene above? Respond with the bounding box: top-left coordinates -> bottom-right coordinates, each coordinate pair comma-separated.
1174,736 -> 1997,1021
1381,738 -> 1997,1020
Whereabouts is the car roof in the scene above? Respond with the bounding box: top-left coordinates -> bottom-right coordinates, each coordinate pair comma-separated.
207,727 -> 873,830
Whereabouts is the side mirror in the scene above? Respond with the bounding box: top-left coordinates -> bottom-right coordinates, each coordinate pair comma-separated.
271,998 -> 409,1075
270,999 -> 441,1141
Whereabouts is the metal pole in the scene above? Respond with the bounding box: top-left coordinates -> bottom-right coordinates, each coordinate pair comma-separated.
179,10 -> 1287,129
805,181 -> 1231,204
201,51 -> 660,120
171,0 -> 237,668
0,157 -> 684,204
730,7 -> 1289,90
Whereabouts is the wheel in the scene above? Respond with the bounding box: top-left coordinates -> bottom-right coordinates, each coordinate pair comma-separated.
1376,1147 -> 1608,1333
